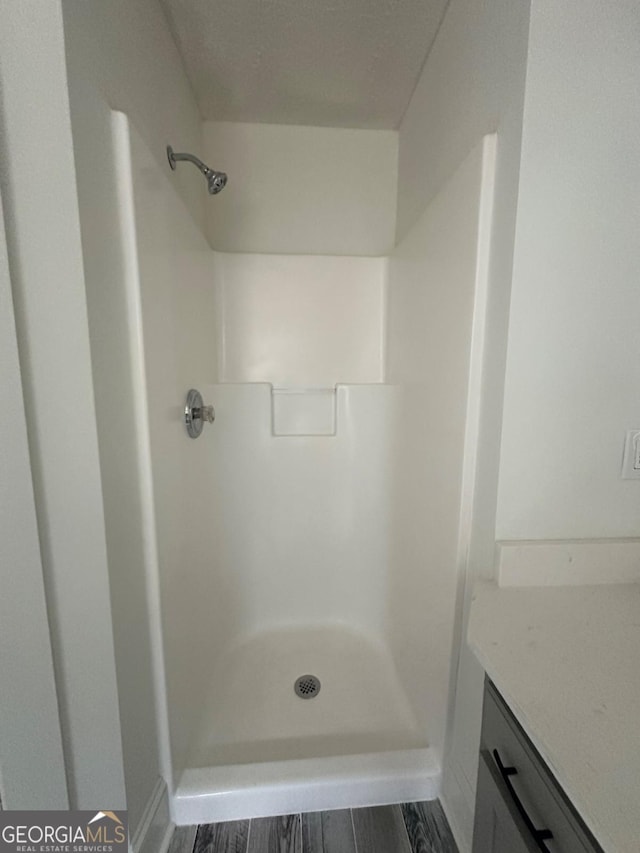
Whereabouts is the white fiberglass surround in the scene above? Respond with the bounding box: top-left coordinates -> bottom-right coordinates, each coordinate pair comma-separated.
117,116 -> 495,824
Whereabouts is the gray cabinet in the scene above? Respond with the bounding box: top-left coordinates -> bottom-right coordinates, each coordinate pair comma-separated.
473,680 -> 603,853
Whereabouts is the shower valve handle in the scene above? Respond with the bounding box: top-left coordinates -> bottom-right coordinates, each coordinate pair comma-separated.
199,405 -> 215,423
185,389 -> 215,438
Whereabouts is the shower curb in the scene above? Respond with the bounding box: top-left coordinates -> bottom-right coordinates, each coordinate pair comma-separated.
172,748 -> 440,826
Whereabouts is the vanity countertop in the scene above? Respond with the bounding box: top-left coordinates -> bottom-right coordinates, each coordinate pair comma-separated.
468,581 -> 640,853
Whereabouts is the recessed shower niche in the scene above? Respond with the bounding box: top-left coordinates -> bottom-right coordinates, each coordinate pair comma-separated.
115,112 -> 496,823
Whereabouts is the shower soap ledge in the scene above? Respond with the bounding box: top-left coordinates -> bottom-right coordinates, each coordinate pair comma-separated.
271,387 -> 336,436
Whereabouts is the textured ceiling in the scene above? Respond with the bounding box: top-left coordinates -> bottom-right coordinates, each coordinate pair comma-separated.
160,0 -> 449,129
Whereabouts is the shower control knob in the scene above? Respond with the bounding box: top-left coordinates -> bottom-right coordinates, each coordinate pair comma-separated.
184,389 -> 215,439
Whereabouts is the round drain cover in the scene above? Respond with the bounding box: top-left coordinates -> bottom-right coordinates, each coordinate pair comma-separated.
294,674 -> 321,699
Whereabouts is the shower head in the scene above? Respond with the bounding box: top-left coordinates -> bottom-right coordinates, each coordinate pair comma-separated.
205,168 -> 228,195
167,146 -> 228,195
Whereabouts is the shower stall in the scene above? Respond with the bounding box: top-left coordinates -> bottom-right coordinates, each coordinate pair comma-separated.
113,113 -> 495,825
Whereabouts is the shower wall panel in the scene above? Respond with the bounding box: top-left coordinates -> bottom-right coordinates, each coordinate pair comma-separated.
386,140 -> 494,763
396,2 -> 530,843
202,383 -> 394,643
213,252 -> 387,387
203,249 -> 393,652
125,124 -> 220,789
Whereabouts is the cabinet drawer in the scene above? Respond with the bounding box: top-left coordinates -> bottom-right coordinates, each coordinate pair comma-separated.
474,748 -> 541,852
474,679 -> 603,853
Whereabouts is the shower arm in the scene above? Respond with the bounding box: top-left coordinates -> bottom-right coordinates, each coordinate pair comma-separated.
166,145 -> 228,195
167,148 -> 209,176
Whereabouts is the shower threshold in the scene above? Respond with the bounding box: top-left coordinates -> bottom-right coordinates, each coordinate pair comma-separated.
173,748 -> 439,825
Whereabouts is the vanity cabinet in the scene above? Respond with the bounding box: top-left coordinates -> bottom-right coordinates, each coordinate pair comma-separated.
473,679 -> 603,853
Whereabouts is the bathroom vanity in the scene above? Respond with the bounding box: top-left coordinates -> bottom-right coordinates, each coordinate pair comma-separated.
469,582 -> 640,853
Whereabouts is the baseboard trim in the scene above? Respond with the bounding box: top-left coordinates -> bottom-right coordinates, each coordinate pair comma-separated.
440,759 -> 475,853
131,776 -> 173,853
496,538 -> 640,587
440,793 -> 471,853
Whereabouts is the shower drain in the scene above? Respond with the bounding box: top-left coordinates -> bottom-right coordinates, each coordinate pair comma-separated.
294,674 -> 321,699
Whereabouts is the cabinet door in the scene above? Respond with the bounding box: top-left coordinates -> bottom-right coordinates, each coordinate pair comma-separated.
473,751 -> 539,853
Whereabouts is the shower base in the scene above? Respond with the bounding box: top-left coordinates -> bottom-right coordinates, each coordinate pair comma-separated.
172,625 -> 439,824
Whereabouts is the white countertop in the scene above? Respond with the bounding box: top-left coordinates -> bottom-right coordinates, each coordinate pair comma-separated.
468,581 -> 640,853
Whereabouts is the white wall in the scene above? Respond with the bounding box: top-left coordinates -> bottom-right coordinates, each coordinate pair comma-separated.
214,253 -> 386,385
0,181 -> 68,809
397,0 -> 529,242
61,0 -> 206,833
386,139 -> 494,770
497,0 -> 640,540
396,0 -> 531,848
204,122 -> 398,255
62,0 -> 205,231
0,1 -> 126,810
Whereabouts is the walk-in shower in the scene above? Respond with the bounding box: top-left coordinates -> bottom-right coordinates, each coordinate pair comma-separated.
116,117 -> 496,827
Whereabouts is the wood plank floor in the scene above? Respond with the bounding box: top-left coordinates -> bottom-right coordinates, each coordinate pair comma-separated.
301,810 -> 355,853
351,806 -> 412,853
194,820 -> 250,853
168,802 -> 458,853
247,815 -> 301,853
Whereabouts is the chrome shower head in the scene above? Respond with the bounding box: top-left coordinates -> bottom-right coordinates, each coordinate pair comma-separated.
205,168 -> 227,195
167,146 -> 228,195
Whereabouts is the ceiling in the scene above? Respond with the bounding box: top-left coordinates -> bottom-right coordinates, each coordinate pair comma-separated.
160,0 -> 449,129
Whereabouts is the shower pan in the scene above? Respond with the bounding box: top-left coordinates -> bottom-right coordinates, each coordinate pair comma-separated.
114,113 -> 496,825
